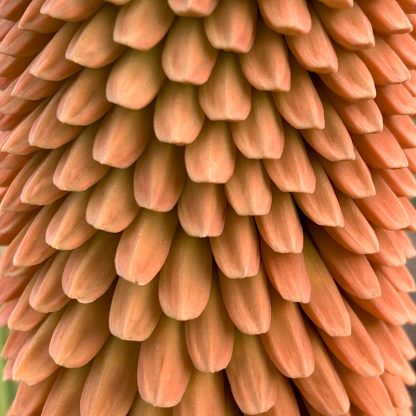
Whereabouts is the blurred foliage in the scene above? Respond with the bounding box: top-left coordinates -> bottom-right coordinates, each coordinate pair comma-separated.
0,327 -> 16,416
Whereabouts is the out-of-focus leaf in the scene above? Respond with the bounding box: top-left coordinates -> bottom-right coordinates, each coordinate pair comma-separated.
0,327 -> 16,416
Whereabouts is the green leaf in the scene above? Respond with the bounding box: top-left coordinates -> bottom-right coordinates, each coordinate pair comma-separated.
0,327 -> 16,416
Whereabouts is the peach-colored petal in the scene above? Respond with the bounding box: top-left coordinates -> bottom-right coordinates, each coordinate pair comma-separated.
42,366 -> 90,416
286,8 -> 338,74
0,52 -> 31,78
7,277 -> 45,331
258,0 -> 312,35
114,0 -> 174,50
130,396 -> 172,416
134,140 -> 186,212
204,0 -> 256,53
322,150 -> 375,198
355,172 -> 410,230
394,230 -> 416,259
115,209 -> 178,285
93,105 -> 152,168
178,181 -> 227,237
322,84 -> 383,134
375,83 -> 416,115
316,0 -> 353,6
8,372 -> 57,416
273,59 -> 324,130
154,82 -> 205,144
87,167 -> 139,233
302,95 -> 355,162
1,328 -> 34,360
46,189 -> 96,250
107,46 -> 165,111
264,123 -> 316,193
0,112 -> 27,131
159,229 -> 212,321
13,203 -> 58,267
400,0 -> 416,11
0,18 -> 12,41
49,293 -> 111,368
307,223 -> 381,299
350,274 -> 409,326
225,153 -> 272,216
301,236 -> 351,337
109,277 -> 161,342
185,120 -> 236,183
387,323 -> 416,360
240,22 -> 290,92
2,105 -> 43,155
41,0 -> 102,22
261,243 -> 311,303
335,363 -> 395,416
294,327 -> 350,416
357,309 -> 409,376
210,208 -> 260,279
385,33 -> 416,69
294,156 -> 344,227
0,299 -> 18,327
352,127 -> 408,169
57,67 -> 112,126
28,88 -> 83,149
0,273 -> 31,303
0,0 -> 32,21
398,291 -> 416,324
379,167 -> 416,197
219,266 -> 271,335
400,196 -> 416,231
66,5 -> 125,68
368,226 -> 406,267
162,17 -> 218,85
226,331 -> 278,415
0,209 -> 32,246
358,35 -> 410,85
138,316 -> 193,407
319,303 -> 384,377
12,65 -> 63,101
0,223 -> 35,278
377,264 -> 415,292
320,46 -> 376,101
0,152 -> 45,212
381,373 -> 412,409
20,146 -> 66,206
199,52 -> 251,121
29,251 -> 70,313
30,23 -> 81,81
261,291 -> 314,378
168,0 -> 218,16
384,114 -> 416,147
325,191 -> 379,254
174,371 -> 226,416
62,232 -> 118,303
12,312 -> 60,385
19,0 -> 63,33
80,337 -> 139,416
53,125 -> 110,192
356,0 -> 412,34
0,22 -> 50,58
256,187 -> 303,254
231,90 -> 285,159
185,279 -> 234,372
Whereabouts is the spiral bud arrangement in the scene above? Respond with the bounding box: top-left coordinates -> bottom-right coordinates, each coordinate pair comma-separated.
0,0 -> 416,415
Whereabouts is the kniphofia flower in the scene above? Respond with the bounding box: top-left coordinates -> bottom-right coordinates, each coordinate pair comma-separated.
0,0 -> 415,415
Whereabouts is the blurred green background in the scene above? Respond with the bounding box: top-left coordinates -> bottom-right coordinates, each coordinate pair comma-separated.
0,327 -> 16,416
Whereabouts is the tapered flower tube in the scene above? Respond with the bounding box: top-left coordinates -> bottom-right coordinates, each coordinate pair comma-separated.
0,1 -> 415,415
